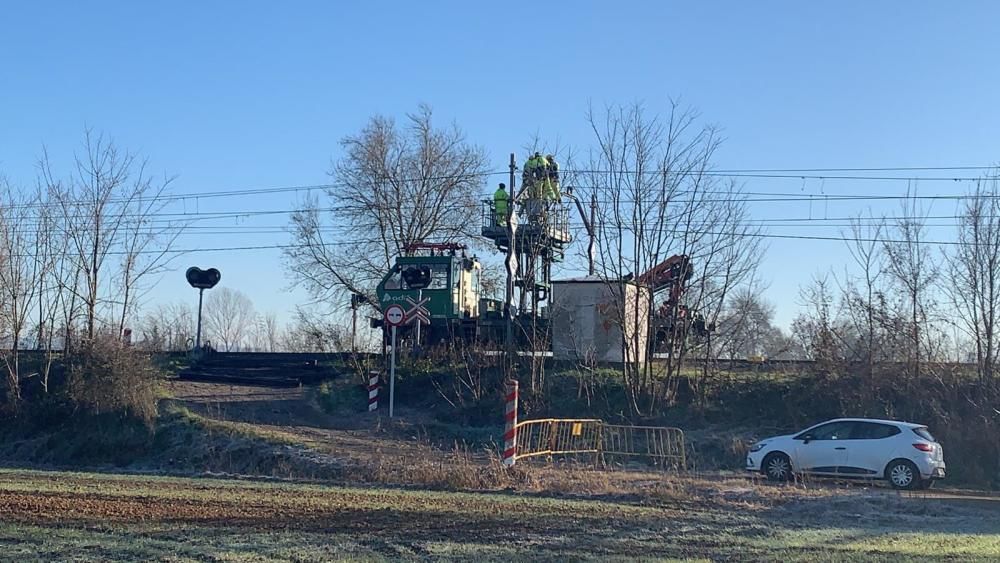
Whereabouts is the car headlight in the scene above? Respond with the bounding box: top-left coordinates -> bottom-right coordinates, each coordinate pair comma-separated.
749,442 -> 766,453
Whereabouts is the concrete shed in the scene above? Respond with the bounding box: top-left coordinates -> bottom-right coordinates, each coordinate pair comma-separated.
550,276 -> 650,364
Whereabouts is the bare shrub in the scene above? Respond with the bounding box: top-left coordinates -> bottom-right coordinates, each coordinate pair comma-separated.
65,335 -> 160,423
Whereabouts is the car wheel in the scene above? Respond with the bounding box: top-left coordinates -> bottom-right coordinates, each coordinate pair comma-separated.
763,452 -> 792,482
885,460 -> 920,490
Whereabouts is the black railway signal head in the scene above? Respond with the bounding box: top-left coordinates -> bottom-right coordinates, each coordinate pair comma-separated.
186,267 -> 221,289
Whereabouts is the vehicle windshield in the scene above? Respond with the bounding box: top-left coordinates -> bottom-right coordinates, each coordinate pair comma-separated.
408,263 -> 449,290
913,427 -> 935,442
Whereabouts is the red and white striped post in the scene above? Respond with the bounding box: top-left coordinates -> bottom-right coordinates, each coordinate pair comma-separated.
502,380 -> 519,467
368,371 -> 380,412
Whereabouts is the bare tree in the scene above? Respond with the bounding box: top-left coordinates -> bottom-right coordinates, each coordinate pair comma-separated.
204,287 -> 256,351
717,286 -> 777,360
285,105 -> 489,315
115,177 -> 180,338
250,311 -> 280,352
0,178 -> 61,404
32,182 -> 67,393
280,309 -> 350,353
49,130 -> 176,343
139,302 -> 195,351
946,175 -> 1000,384
882,193 -> 939,379
791,275 -> 841,370
839,213 -> 886,379
0,178 -> 39,404
579,101 -> 763,414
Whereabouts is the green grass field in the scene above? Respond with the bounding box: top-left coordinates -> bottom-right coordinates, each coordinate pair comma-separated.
1,468 -> 998,562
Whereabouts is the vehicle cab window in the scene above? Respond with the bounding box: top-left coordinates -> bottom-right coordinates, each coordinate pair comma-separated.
401,264 -> 450,290
425,264 -> 450,290
797,421 -> 853,440
383,270 -> 401,290
850,422 -> 901,440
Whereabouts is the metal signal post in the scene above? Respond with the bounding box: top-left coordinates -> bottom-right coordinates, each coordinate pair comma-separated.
186,267 -> 221,352
196,287 -> 205,349
383,304 -> 405,418
389,325 -> 397,417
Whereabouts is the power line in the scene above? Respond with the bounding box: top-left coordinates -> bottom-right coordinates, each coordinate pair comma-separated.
562,168 -> 999,181
2,228 -> 982,260
700,166 -> 997,173
0,201 -> 991,237
3,164 -> 998,212
0,170 -> 509,211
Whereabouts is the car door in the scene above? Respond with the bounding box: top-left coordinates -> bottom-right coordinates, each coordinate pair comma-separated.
844,421 -> 901,476
793,421 -> 853,474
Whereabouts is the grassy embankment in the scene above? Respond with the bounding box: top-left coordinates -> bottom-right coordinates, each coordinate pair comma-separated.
318,356 -> 1000,489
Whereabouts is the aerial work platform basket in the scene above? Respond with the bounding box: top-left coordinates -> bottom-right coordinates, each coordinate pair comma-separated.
480,200 -> 572,252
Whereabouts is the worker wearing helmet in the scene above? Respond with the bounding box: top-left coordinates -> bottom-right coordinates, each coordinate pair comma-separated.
544,154 -> 560,201
521,153 -> 539,197
534,152 -> 549,186
533,152 -> 550,200
522,152 -> 547,222
525,152 -> 544,197
493,183 -> 509,226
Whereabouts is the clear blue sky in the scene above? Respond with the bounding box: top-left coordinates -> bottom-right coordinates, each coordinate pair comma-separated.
2,1 -> 999,329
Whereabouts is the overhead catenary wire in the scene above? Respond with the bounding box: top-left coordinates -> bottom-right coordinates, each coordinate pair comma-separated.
4,164 -> 1000,253
8,187 -> 995,223
0,198 -> 991,237
0,170 -> 512,211
3,163 -> 999,212
1,227 -> 990,260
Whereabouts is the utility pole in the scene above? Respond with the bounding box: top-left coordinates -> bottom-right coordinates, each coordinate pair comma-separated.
505,153 -> 517,369
415,288 -> 423,346
569,187 -> 598,276
589,192 -> 597,276
350,294 -> 358,353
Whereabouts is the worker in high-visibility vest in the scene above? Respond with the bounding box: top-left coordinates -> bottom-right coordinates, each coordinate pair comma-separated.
522,152 -> 547,223
544,154 -> 561,201
493,183 -> 509,226
523,152 -> 547,199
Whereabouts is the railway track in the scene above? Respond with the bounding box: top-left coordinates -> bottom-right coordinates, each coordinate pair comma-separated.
174,352 -> 374,387
2,348 -> 979,386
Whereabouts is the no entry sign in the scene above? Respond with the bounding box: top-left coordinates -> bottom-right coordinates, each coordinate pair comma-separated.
384,304 -> 406,327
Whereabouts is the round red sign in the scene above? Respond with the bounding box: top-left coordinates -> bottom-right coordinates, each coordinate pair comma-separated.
384,304 -> 406,327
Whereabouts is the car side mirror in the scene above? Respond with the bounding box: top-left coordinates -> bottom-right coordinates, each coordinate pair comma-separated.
801,434 -> 813,444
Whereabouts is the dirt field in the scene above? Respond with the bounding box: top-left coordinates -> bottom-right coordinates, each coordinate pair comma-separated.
2,469 -> 999,562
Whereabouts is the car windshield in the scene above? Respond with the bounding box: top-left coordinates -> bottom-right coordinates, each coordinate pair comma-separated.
913,427 -> 935,441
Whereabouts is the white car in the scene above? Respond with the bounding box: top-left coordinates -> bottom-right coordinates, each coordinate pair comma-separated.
745,418 -> 946,490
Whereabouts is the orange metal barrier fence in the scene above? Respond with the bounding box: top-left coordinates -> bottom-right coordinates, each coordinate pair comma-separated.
513,418 -> 686,470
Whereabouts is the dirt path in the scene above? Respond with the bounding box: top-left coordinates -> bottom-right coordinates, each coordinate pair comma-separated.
169,380 -> 339,428
166,380 -> 458,465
